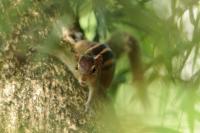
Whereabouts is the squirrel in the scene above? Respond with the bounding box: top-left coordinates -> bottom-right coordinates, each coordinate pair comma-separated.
62,27 -> 115,111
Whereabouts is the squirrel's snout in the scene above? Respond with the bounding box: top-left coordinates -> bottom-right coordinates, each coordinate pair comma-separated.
79,76 -> 87,87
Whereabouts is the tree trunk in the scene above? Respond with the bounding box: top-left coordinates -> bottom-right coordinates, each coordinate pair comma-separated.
0,46 -> 99,132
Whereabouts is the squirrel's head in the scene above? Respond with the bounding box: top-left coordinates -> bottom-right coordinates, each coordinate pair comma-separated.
78,55 -> 97,75
77,54 -> 102,86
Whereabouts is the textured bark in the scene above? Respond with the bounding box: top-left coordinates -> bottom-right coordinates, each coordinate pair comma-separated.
0,1 -> 93,131
0,47 -> 96,132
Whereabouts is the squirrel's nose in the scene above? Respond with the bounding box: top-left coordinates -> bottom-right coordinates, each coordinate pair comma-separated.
79,77 -> 87,87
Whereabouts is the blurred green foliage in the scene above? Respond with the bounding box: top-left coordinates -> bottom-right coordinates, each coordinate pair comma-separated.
1,0 -> 200,133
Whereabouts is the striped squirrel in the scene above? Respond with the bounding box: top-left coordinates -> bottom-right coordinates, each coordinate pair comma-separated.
63,28 -> 115,111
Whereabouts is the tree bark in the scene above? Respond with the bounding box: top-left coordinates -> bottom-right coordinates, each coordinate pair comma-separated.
0,46 -> 100,132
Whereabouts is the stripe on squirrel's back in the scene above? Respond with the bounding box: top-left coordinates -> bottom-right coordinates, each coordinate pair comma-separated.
89,43 -> 114,61
86,44 -> 107,56
100,48 -> 114,62
98,46 -> 115,70
85,43 -> 115,70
